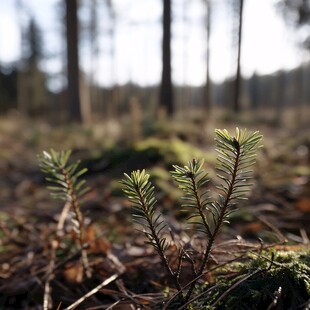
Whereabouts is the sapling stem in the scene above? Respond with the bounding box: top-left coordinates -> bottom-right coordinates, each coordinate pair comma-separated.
38,150 -> 92,279
62,167 -> 91,278
122,128 -> 262,308
122,171 -> 184,302
185,142 -> 241,302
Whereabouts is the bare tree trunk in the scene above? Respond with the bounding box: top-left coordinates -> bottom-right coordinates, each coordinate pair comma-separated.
294,66 -> 303,124
80,72 -> 92,124
274,70 -> 285,125
233,0 -> 244,113
108,2 -> 117,119
65,0 -> 81,122
159,0 -> 173,117
180,0 -> 188,117
89,0 -> 99,116
15,0 -> 27,115
204,0 -> 212,114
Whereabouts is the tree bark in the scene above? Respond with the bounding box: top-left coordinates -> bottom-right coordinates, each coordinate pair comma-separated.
65,0 -> 81,122
233,0 -> 244,113
159,0 -> 173,117
204,0 -> 211,114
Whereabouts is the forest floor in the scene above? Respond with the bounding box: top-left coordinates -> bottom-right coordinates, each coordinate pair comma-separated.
0,113 -> 310,309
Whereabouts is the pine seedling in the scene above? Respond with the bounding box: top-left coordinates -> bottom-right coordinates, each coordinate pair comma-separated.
122,170 -> 184,297
122,128 -> 262,307
171,158 -> 211,239
172,128 -> 262,302
38,149 -> 91,278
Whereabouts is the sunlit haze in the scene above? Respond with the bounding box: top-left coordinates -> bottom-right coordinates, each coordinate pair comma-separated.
0,0 -> 304,91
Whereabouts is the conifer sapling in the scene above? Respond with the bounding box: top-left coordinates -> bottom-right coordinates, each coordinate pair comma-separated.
38,149 -> 91,278
122,128 -> 262,306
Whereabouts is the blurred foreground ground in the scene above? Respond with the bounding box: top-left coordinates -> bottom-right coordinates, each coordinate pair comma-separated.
0,112 -> 309,308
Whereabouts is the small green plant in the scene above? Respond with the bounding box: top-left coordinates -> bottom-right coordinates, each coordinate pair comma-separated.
122,128 -> 263,307
38,149 -> 91,278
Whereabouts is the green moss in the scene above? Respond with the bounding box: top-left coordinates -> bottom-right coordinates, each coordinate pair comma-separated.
203,250 -> 310,309
142,118 -> 205,142
135,137 -> 214,167
293,165 -> 310,176
85,137 -> 215,176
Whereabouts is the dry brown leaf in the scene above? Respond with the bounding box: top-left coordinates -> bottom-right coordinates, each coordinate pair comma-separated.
295,197 -> 310,213
85,225 -> 111,254
241,222 -> 264,234
63,262 -> 83,283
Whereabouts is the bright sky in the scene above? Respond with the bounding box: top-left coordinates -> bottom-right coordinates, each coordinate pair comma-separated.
0,0 -> 304,90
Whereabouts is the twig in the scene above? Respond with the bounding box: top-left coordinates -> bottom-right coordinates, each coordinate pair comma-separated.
105,299 -> 123,310
267,286 -> 282,310
43,240 -> 57,310
90,289 -> 164,310
43,202 -> 71,310
163,254 -> 247,310
64,273 -> 120,310
257,215 -> 287,243
57,202 -> 71,235
300,228 -> 310,244
40,230 -> 107,282
62,167 -> 92,278
249,251 -> 284,268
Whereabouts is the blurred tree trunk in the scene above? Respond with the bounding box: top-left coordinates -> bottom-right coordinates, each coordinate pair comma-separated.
108,1 -> 118,119
15,0 -> 47,118
89,0 -> 100,116
15,0 -> 27,115
233,0 -> 244,113
248,72 -> 259,110
159,0 -> 174,117
65,0 -> 82,122
294,66 -> 303,123
27,19 -> 46,117
180,0 -> 189,117
204,0 -> 212,114
279,0 -> 310,125
274,70 -> 285,125
80,72 -> 92,123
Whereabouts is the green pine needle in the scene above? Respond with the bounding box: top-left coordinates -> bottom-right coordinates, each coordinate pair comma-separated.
122,128 -> 263,306
37,149 -> 92,278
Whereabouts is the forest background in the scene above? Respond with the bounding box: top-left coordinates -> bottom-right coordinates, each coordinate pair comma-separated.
0,0 -> 310,309
0,0 -> 310,123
